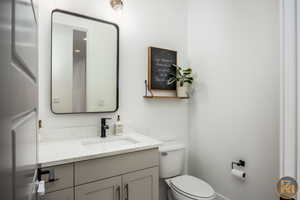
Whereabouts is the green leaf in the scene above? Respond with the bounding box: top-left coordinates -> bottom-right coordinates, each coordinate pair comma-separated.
183,68 -> 192,73
177,72 -> 183,78
167,78 -> 177,85
184,80 -> 193,84
169,72 -> 177,78
174,65 -> 182,71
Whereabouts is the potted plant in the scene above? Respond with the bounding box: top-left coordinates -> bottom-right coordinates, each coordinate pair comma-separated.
168,64 -> 193,97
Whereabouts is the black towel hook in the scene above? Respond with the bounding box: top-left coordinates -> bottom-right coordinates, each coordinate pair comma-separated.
231,160 -> 246,169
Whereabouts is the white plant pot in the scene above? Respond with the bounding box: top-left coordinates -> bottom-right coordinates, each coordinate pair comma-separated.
177,82 -> 188,97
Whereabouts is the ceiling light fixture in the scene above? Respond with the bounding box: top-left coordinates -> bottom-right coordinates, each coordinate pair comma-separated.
110,0 -> 123,10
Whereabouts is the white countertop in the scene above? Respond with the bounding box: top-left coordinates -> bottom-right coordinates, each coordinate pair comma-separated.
38,132 -> 162,168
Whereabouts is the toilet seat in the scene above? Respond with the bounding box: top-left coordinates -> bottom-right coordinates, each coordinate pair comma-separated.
169,175 -> 216,200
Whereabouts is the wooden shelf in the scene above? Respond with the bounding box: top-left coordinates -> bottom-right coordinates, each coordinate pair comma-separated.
143,96 -> 189,99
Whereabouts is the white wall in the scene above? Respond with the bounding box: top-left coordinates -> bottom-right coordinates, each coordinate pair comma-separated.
187,0 -> 279,200
39,0 -> 189,140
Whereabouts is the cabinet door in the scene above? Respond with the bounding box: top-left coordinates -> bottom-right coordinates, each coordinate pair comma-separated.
75,176 -> 122,200
41,164 -> 74,193
42,188 -> 74,200
122,167 -> 159,200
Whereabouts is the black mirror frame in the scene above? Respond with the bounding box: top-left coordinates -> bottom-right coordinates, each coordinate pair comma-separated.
50,9 -> 119,115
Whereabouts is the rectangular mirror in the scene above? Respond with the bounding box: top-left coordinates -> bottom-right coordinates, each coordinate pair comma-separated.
51,10 -> 119,114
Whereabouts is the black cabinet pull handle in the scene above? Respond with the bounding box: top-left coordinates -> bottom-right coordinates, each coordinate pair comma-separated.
37,169 -> 49,181
37,168 -> 59,183
124,184 -> 129,200
116,185 -> 121,200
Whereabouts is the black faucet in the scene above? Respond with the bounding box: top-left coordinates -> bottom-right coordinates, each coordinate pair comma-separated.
101,118 -> 111,138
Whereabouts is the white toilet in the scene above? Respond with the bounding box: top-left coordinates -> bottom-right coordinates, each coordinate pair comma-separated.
159,142 -> 216,200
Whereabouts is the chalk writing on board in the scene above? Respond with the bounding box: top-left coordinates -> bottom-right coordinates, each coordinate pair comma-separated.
148,47 -> 177,90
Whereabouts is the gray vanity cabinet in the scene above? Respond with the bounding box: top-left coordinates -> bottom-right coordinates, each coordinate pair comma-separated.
75,176 -> 122,200
40,149 -> 159,200
75,167 -> 158,200
42,188 -> 74,200
42,163 -> 74,193
122,167 -> 159,200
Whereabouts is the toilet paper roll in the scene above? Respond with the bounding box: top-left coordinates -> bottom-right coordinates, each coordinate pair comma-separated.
231,169 -> 246,180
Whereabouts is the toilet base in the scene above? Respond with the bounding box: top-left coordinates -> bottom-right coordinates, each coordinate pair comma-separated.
167,188 -> 174,200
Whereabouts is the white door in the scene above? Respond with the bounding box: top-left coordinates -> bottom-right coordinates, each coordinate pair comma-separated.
0,0 -> 38,199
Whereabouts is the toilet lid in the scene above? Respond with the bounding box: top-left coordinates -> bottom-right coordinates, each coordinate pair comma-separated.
170,175 -> 215,198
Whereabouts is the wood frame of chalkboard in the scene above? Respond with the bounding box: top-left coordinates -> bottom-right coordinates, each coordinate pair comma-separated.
148,47 -> 177,91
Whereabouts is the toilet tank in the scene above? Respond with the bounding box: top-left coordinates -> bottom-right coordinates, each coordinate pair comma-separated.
159,142 -> 185,178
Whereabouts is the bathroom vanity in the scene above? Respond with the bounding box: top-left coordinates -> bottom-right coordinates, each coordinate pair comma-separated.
38,133 -> 161,200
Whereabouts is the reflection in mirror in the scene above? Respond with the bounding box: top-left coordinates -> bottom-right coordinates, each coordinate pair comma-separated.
51,10 -> 119,114
73,30 -> 87,112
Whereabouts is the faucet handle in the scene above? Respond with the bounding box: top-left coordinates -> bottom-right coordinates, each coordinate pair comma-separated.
101,117 -> 112,122
101,118 -> 112,138
102,117 -> 112,121
101,118 -> 112,126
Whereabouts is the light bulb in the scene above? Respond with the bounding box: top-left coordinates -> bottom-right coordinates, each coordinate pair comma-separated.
111,0 -> 123,10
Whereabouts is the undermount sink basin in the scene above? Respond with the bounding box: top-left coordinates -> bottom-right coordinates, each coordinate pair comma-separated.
82,136 -> 139,152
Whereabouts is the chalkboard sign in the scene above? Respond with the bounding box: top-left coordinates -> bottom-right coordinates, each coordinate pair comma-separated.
148,47 -> 177,90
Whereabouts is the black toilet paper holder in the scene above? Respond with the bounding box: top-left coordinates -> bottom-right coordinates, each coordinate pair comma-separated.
231,160 -> 246,169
